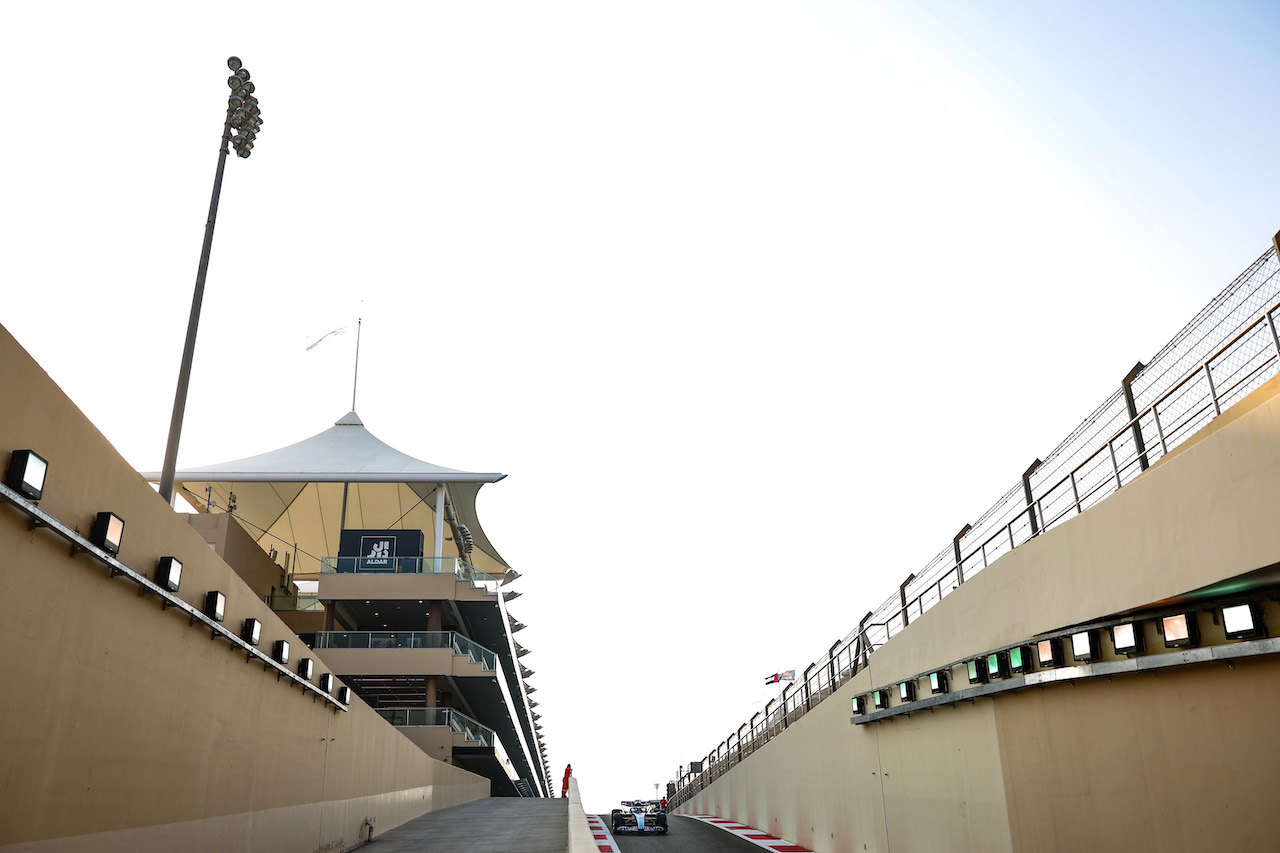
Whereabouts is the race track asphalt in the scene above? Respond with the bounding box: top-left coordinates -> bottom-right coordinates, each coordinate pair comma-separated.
598,814 -> 764,853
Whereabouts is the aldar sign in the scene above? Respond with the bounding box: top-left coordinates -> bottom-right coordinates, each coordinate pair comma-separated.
338,529 -> 425,572
360,534 -> 395,568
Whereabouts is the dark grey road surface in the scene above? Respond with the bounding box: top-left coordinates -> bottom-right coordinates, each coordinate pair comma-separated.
599,814 -> 763,853
365,797 -> 568,852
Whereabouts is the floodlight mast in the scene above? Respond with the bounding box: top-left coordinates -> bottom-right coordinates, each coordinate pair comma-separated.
159,57 -> 264,504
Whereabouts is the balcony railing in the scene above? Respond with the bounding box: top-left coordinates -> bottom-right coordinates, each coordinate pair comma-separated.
313,630 -> 498,671
320,556 -> 501,594
374,706 -> 495,746
266,593 -> 324,611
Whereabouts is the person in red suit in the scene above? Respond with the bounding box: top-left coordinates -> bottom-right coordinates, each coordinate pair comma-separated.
561,764 -> 572,797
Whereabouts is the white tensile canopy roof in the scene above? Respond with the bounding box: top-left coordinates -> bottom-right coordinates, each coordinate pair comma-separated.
145,411 -> 509,577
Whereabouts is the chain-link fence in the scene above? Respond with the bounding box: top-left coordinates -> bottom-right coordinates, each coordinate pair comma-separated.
672,243 -> 1280,808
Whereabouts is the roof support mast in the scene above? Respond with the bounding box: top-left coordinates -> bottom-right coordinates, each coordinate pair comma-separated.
351,318 -> 362,412
339,318 -> 362,533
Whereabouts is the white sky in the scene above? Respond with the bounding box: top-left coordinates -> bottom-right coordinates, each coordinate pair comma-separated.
3,1 -> 1278,815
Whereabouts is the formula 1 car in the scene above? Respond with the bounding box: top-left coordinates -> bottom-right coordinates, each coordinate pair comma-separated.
611,800 -> 668,835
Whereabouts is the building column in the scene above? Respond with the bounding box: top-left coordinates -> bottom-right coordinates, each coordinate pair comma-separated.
433,485 -> 445,565
425,600 -> 443,707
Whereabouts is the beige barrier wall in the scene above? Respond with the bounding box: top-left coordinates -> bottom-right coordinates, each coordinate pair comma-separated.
565,777 -> 597,853
679,377 -> 1280,852
0,325 -> 489,852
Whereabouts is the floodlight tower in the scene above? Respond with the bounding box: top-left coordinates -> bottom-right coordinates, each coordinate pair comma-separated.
159,57 -> 265,504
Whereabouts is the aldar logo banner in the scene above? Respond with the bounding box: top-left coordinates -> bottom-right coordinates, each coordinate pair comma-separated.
360,535 -> 396,568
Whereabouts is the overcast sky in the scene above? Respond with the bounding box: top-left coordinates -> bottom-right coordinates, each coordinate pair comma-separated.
3,1 -> 1279,814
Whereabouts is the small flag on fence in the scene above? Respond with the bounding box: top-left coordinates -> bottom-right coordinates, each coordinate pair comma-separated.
764,670 -> 796,685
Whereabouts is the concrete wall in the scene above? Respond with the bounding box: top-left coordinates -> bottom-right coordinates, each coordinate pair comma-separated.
315,647 -> 489,678
0,324 -> 489,852
679,376 -> 1280,851
188,511 -> 290,600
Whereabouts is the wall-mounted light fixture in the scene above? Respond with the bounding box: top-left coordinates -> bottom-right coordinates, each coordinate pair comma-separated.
5,450 -> 48,501
204,591 -> 226,622
1222,603 -> 1266,640
1111,622 -> 1144,655
1161,614 -> 1199,648
872,689 -> 889,710
1071,630 -> 1098,661
298,658 -> 314,681
90,512 -> 125,555
155,557 -> 183,592
986,651 -> 1010,680
1037,638 -> 1063,668
852,695 -> 866,715
1008,645 -> 1032,675
337,685 -> 351,704
966,658 -> 989,684
272,640 -> 290,665
929,670 -> 949,694
241,618 -> 262,646
320,673 -> 335,693
898,680 -> 916,702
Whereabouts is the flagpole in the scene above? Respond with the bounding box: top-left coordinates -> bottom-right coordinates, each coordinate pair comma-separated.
351,317 -> 362,411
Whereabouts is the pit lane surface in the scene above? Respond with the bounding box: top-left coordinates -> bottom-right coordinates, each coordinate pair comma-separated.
597,814 -> 763,852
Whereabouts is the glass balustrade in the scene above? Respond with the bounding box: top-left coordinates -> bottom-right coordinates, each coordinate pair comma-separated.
265,593 -> 324,611
374,707 -> 495,746
314,630 -> 497,671
451,633 -> 498,670
319,556 -> 499,589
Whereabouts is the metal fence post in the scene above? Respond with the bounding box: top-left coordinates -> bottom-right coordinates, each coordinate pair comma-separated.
899,573 -> 916,626
1204,362 -> 1221,416
856,611 -> 872,669
1121,361 -> 1150,471
1152,403 -> 1169,455
953,523 -> 972,584
1022,459 -> 1043,537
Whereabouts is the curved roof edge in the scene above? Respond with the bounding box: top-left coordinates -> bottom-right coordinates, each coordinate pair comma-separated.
142,471 -> 506,484
140,410 -> 505,485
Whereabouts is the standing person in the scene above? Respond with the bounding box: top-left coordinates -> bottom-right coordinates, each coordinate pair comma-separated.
660,796 -> 668,812
561,764 -> 572,797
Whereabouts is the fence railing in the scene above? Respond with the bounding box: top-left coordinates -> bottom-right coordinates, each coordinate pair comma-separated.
266,593 -> 324,611
671,244 -> 1280,808
321,555 -> 499,589
374,706 -> 495,746
313,630 -> 498,671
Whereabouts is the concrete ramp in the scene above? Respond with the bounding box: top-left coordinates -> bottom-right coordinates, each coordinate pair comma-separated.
366,797 -> 568,852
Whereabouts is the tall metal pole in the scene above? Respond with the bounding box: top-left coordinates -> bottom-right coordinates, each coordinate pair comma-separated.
158,57 -> 262,505
158,116 -> 233,504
